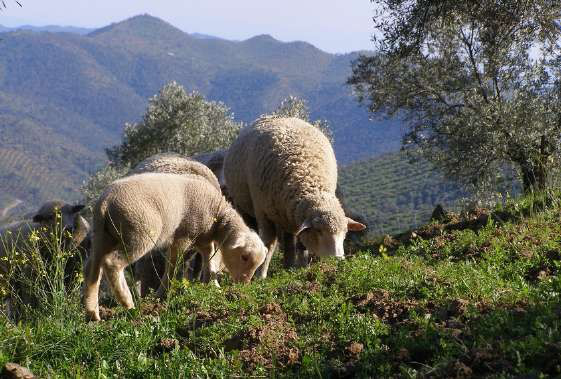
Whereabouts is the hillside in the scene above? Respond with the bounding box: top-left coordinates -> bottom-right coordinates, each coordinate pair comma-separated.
0,14 -> 402,215
338,151 -> 471,236
2,192 -> 560,377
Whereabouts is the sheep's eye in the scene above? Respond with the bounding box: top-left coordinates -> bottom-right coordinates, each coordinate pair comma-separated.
241,254 -> 249,262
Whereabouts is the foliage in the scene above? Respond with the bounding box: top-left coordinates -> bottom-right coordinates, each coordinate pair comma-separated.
2,192 -> 561,376
349,0 -> 561,193
269,95 -> 333,141
106,81 -> 242,168
0,0 -> 22,9
80,164 -> 130,212
0,212 -> 84,320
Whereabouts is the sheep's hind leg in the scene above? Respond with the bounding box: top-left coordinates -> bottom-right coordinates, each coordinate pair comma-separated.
102,252 -> 134,310
84,235 -> 115,321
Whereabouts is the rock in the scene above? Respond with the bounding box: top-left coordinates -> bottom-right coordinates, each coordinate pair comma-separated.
1,363 -> 36,379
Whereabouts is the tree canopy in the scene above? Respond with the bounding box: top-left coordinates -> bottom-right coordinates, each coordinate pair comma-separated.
349,0 -> 561,193
268,95 -> 333,141
82,81 -> 242,207
106,81 -> 242,168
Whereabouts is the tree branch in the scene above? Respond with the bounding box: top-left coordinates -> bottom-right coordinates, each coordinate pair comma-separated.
460,25 -> 489,103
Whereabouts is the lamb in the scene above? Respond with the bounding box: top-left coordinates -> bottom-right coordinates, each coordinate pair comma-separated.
83,172 -> 267,321
129,153 -> 225,293
0,200 -> 88,316
131,152 -> 220,190
224,116 -> 366,278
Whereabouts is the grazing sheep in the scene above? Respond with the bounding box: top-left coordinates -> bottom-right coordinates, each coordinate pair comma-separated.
0,200 -> 88,270
0,200 -> 88,317
83,173 -> 267,321
193,149 -> 227,194
130,152 -> 220,190
130,153 -> 224,293
224,116 -> 366,278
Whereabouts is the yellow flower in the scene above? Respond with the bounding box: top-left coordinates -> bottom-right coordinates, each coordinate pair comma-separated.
29,230 -> 40,243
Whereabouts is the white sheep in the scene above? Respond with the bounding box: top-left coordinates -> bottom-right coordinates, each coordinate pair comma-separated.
83,172 -> 267,321
224,116 -> 366,278
130,153 -> 225,292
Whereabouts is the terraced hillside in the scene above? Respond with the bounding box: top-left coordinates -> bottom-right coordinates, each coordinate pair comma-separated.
339,151 -> 471,236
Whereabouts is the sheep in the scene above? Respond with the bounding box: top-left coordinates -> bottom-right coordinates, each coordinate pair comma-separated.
0,200 -> 88,317
129,153 -> 225,293
224,116 -> 366,278
130,152 -> 221,190
193,149 -> 227,194
83,172 -> 267,321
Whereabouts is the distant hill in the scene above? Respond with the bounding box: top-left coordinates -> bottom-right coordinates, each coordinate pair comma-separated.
0,14 -> 402,215
0,24 -> 93,34
338,151 -> 471,236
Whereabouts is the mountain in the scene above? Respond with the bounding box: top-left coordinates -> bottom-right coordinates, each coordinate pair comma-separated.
0,14 -> 403,216
0,24 -> 93,34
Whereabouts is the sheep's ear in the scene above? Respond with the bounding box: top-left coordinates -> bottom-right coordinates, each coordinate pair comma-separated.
71,204 -> 85,214
295,218 -> 313,236
347,218 -> 366,232
229,236 -> 245,250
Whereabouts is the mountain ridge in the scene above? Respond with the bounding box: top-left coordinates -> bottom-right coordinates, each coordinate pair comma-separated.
0,14 -> 403,216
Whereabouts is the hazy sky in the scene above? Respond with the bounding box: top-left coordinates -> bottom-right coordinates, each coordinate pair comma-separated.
0,0 -> 378,53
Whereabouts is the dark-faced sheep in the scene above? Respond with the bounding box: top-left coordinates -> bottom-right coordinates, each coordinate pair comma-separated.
83,173 -> 267,321
224,116 -> 366,278
0,200 -> 88,317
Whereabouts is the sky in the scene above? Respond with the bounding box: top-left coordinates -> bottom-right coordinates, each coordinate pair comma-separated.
0,0 -> 378,53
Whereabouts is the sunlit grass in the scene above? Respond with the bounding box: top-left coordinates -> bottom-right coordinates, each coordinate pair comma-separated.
1,192 -> 561,377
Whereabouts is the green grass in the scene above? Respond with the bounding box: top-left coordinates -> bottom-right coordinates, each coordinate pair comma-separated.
1,192 -> 561,377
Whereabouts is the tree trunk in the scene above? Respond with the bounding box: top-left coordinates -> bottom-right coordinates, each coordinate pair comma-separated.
519,160 -> 548,194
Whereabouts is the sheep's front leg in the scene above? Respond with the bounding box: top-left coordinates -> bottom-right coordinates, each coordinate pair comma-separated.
155,241 -> 182,299
198,243 -> 220,287
255,215 -> 277,279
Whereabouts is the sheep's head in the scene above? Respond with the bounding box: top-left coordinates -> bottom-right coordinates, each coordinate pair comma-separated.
221,230 -> 267,283
296,198 -> 366,259
32,201 -> 86,238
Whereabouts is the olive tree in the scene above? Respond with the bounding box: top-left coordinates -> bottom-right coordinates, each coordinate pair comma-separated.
270,95 -> 333,142
107,81 -> 242,168
82,81 -> 242,206
349,0 -> 561,193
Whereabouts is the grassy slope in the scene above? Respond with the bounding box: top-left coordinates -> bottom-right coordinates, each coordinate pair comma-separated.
1,193 -> 560,377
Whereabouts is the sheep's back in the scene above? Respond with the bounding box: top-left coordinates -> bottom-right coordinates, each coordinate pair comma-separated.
131,153 -> 221,191
97,173 -> 223,246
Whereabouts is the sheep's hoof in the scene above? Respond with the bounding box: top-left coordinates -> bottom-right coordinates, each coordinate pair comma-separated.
85,309 -> 101,322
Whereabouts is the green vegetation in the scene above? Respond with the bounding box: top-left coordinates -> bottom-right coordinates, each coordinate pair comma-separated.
339,151 -> 475,236
350,0 -> 561,193
1,192 -> 560,377
0,14 -> 402,214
